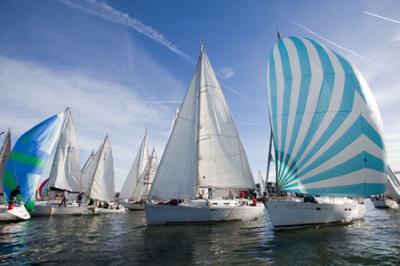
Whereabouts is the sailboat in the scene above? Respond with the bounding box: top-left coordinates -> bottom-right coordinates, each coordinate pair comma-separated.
33,108 -> 94,216
1,113 -> 66,221
371,167 -> 400,209
0,130 -> 11,200
145,45 -> 264,225
120,132 -> 158,210
83,135 -> 126,214
264,35 -> 387,229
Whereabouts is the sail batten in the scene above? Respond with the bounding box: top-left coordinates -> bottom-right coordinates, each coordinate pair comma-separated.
268,36 -> 386,196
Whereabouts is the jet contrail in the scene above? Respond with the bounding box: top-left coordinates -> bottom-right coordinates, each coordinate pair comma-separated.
291,20 -> 376,63
364,11 -> 400,25
60,0 -> 193,63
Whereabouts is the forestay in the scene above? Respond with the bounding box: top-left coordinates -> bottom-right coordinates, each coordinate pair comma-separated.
2,113 -> 64,211
48,108 -> 81,192
268,36 -> 386,196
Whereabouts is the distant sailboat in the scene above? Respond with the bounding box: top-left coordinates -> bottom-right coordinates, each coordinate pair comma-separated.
1,113 -> 65,221
120,132 -> 150,210
145,45 -> 264,225
0,130 -> 11,198
264,35 -> 387,229
83,135 -> 125,214
371,167 -> 400,209
33,108 -> 95,216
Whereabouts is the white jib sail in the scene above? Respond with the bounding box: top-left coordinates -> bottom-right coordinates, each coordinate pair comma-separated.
88,136 -> 115,202
119,132 -> 149,201
0,130 -> 11,195
148,56 -> 200,200
79,151 -> 95,193
48,108 -> 81,192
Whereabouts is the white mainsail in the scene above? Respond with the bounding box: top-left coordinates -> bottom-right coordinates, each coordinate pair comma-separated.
48,108 -> 81,192
197,50 -> 254,189
0,130 -> 11,195
87,136 -> 115,202
119,133 -> 149,201
149,46 -> 254,200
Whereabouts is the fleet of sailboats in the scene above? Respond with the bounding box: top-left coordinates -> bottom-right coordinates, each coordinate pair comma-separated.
264,35 -> 388,229
120,131 -> 158,210
0,38 -> 397,231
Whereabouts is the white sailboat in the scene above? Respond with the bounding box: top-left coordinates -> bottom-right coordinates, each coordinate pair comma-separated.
264,35 -> 387,229
145,45 -> 264,225
84,135 -> 125,214
33,108 -> 95,216
0,130 -> 11,200
120,132 -> 152,210
371,167 -> 400,209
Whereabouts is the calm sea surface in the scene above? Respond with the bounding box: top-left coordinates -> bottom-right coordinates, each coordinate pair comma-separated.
1,201 -> 399,265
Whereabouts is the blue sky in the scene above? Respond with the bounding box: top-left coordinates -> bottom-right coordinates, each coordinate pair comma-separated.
1,0 -> 400,189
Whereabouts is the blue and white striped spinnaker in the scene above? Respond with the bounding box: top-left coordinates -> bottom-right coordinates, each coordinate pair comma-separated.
267,36 -> 386,196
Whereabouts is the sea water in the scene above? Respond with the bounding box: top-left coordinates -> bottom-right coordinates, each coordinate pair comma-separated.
0,200 -> 399,265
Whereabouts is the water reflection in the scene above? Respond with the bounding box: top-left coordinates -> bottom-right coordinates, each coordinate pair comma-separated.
0,202 -> 399,265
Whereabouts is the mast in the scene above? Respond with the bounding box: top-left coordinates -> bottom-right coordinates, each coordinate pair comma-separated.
264,130 -> 273,196
264,32 -> 282,196
195,44 -> 204,197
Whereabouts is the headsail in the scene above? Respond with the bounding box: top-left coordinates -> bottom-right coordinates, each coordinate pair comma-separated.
47,108 -> 81,192
0,130 -> 11,195
2,113 -> 64,211
87,136 -> 115,202
119,132 -> 149,201
80,150 -> 95,193
267,36 -> 386,196
149,46 -> 254,200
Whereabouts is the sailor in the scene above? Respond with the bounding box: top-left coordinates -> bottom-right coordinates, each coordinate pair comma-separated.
8,186 -> 22,209
59,190 -> 68,207
77,192 -> 83,207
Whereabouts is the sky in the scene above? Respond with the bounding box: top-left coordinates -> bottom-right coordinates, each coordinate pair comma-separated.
1,0 -> 400,190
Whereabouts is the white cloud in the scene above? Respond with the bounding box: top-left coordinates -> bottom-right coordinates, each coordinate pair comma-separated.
217,67 -> 234,80
0,55 -> 182,191
60,0 -> 193,63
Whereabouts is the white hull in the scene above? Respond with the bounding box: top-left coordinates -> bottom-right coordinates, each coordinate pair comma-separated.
265,200 -> 365,230
145,199 -> 265,225
94,206 -> 126,214
122,201 -> 145,211
0,205 -> 31,221
32,203 -> 96,216
371,198 -> 398,209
